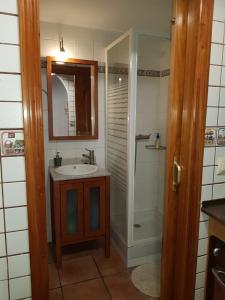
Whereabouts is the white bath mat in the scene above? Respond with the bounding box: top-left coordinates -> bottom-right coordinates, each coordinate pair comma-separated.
131,261 -> 161,297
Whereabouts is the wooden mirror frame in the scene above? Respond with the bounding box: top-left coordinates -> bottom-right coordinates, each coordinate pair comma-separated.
46,56 -> 98,140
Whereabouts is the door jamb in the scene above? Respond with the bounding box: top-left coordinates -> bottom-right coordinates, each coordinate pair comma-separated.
18,0 -> 213,299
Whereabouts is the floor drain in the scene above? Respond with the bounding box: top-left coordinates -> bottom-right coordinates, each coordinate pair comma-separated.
133,224 -> 141,228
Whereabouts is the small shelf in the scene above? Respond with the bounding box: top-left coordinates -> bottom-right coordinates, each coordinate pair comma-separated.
145,145 -> 166,150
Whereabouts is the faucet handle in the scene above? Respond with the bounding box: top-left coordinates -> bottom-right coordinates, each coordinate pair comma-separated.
85,148 -> 94,153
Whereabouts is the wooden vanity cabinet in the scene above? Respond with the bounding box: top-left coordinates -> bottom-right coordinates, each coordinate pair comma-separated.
50,176 -> 110,268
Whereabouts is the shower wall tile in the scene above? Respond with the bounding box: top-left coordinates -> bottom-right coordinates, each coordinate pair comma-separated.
210,43 -> 223,65
0,209 -> 4,233
207,86 -> 220,106
219,87 -> 225,106
0,280 -> 9,300
0,45 -> 20,73
211,21 -> 224,43
8,254 -> 30,278
0,15 -> 19,44
1,156 -> 26,182
213,0 -> 225,21
205,107 -> 218,126
208,65 -> 221,85
203,147 -> 215,166
3,181 -> 27,207
6,230 -> 29,255
0,233 -> 6,257
9,276 -> 32,300
0,257 -> 8,280
0,74 -> 22,101
213,183 -> 225,198
0,102 -> 23,129
5,207 -> 28,232
0,0 -> 18,14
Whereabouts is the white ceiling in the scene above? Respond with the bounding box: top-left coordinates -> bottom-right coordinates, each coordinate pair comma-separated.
40,0 -> 172,35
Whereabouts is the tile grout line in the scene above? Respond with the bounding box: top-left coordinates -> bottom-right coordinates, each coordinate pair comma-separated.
91,254 -> 112,300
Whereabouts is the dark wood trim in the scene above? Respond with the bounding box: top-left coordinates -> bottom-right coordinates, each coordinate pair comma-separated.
47,56 -> 99,140
161,0 -> 214,299
18,1 -> 49,300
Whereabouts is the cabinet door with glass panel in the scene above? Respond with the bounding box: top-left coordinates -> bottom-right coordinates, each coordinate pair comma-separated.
84,179 -> 106,237
60,182 -> 84,243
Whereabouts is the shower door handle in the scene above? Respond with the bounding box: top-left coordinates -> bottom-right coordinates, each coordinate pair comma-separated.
173,158 -> 181,191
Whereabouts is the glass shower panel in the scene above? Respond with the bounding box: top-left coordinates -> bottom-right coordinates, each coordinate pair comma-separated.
133,35 -> 170,246
106,35 -> 130,245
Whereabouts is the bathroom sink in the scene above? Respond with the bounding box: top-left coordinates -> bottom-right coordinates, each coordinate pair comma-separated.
55,164 -> 98,176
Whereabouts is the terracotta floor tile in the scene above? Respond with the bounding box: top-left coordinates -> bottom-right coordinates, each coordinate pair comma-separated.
59,255 -> 100,286
49,263 -> 60,289
104,272 -> 151,300
93,246 -> 126,276
63,278 -> 110,300
49,288 -> 63,300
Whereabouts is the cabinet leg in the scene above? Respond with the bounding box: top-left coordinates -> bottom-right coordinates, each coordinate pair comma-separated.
105,233 -> 110,258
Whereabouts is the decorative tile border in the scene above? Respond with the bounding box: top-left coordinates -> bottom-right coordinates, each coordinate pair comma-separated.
205,127 -> 225,146
41,59 -> 170,78
0,130 -> 24,156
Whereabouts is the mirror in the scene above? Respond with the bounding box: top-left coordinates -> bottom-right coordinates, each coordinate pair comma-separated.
47,56 -> 98,140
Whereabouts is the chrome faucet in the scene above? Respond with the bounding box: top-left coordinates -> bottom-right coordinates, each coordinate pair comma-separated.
82,148 -> 95,165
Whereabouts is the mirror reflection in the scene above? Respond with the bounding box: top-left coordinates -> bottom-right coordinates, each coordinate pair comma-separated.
47,57 -> 98,140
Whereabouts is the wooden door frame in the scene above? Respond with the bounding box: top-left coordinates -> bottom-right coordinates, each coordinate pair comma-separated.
18,0 -> 213,299
161,0 -> 214,299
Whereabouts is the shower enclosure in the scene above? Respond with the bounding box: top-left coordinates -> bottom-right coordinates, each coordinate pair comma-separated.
105,29 -> 170,267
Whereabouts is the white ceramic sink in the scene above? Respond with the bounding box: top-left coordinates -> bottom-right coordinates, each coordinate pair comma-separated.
55,164 -> 98,176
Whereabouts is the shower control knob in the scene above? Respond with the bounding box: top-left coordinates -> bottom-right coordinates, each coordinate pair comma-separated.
213,248 -> 221,257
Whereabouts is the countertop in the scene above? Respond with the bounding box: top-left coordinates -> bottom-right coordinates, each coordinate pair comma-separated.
201,199 -> 225,226
49,158 -> 110,182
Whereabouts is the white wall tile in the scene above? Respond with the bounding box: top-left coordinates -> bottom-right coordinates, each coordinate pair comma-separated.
3,182 -> 27,207
198,238 -> 208,256
212,21 -> 225,43
213,183 -> 225,199
200,211 -> 209,222
220,87 -> 225,106
213,0 -> 225,21
203,147 -> 215,166
9,276 -> 31,300
210,43 -> 223,65
0,0 -> 18,14
209,65 -> 221,86
0,45 -> 20,73
206,107 -> 218,126
214,168 -> 225,183
201,185 -> 212,202
0,184 -> 2,208
195,288 -> 204,300
207,86 -> 220,106
8,254 -> 30,278
202,166 -> 214,185
195,271 -> 206,289
0,15 -> 19,44
0,233 -> 6,257
0,209 -> 4,233
198,221 -> 209,239
0,102 -> 23,128
0,74 -> 22,101
6,230 -> 29,255
5,207 -> 28,232
0,280 -> 9,300
218,107 -> 225,126
196,255 -> 207,273
2,157 -> 26,182
221,66 -> 225,86
0,257 -> 8,280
